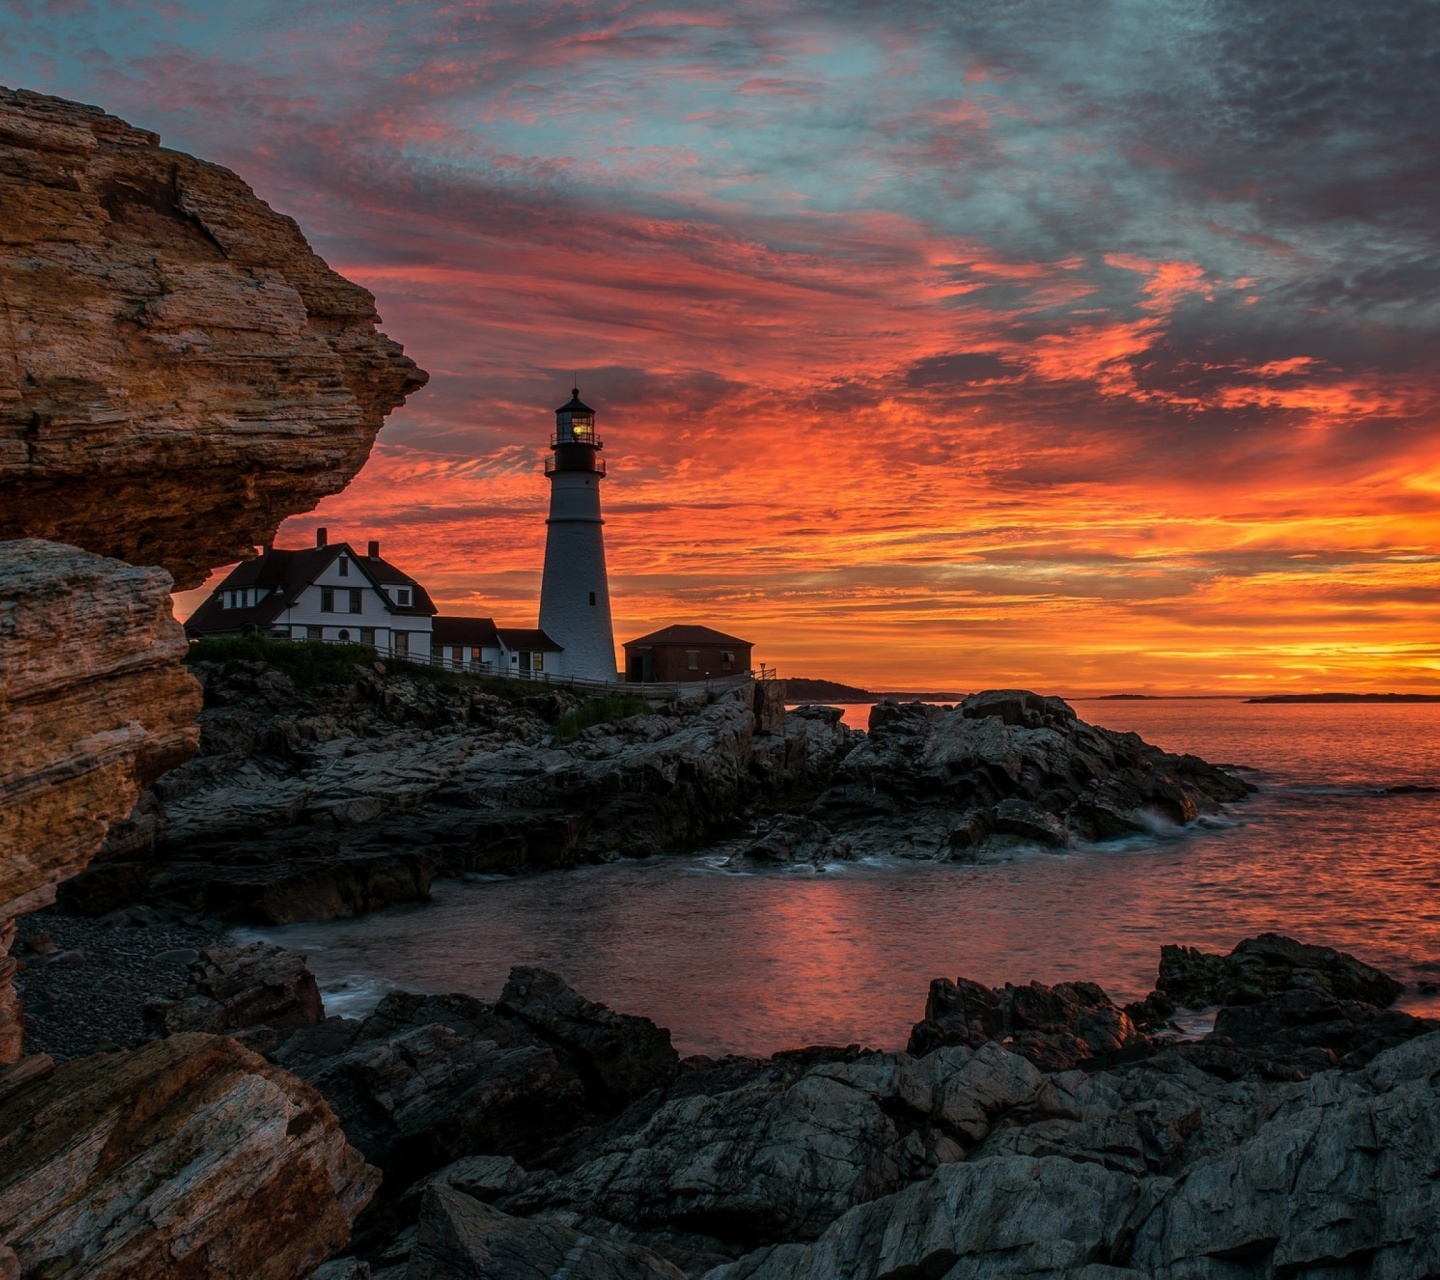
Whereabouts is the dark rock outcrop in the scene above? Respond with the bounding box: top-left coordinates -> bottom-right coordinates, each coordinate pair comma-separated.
0,87 -> 426,590
909,974 -> 1147,1071
408,1184 -> 687,1280
143,941 -> 324,1050
814,690 -> 1253,859
306,941 -> 1438,1280
70,661 -> 861,924
1158,932 -> 1405,1008
271,969 -> 678,1207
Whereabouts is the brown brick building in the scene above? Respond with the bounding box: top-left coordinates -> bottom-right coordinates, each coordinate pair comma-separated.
623,624 -> 753,683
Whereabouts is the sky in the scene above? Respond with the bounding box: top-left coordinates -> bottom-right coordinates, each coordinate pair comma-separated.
6,0 -> 1440,692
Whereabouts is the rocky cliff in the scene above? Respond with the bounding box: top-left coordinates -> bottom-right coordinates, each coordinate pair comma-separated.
0,87 -> 427,589
0,540 -> 200,1062
0,86 -> 426,1277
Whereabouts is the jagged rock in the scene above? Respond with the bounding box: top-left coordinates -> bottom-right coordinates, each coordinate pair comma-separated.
908,973 -> 1147,1070
816,691 -> 1252,859
143,941 -> 324,1047
1157,932 -> 1405,1008
78,669 -> 848,924
1128,1032 -> 1440,1277
279,1004 -> 586,1184
506,1054 -> 920,1245
497,966 -> 680,1110
0,1032 -> 377,1280
0,540 -> 200,1062
409,1185 -> 686,1280
1209,987 -> 1432,1072
701,1155 -> 1144,1279
726,815 -> 851,867
0,88 -> 426,589
273,968 -> 678,1210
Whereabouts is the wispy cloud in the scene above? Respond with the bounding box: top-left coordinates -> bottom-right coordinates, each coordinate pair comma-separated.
11,0 -> 1440,690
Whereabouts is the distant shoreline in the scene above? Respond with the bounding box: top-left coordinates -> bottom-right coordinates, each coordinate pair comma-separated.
1245,693 -> 1440,704
782,679 -> 1440,705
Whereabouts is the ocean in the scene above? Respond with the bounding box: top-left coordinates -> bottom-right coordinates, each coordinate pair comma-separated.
240,698 -> 1440,1056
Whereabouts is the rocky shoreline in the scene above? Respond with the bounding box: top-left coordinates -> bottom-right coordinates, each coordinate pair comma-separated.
6,929 -> 1436,1278
56,653 -> 1255,927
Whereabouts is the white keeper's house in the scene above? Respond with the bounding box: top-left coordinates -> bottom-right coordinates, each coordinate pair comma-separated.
185,529 -> 438,659
186,529 -> 564,674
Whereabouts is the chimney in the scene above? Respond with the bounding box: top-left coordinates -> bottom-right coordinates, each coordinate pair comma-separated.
316,527 -> 328,548
367,540 -> 380,559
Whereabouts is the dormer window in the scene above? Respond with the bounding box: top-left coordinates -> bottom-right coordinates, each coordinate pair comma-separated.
394,587 -> 412,607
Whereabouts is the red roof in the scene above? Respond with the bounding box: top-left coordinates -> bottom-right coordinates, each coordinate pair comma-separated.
624,624 -> 751,648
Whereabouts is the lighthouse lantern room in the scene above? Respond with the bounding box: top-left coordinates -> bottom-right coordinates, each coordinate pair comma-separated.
538,387 -> 618,681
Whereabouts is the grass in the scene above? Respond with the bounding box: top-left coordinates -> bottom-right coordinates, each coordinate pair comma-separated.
552,694 -> 653,742
186,634 -> 612,707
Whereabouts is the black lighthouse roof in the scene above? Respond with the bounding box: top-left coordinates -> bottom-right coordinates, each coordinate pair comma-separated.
556,388 -> 595,415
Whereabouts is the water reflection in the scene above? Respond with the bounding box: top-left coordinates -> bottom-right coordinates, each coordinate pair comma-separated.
245,700 -> 1440,1056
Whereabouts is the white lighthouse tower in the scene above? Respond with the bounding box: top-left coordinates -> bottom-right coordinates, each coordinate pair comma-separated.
538,387 -> 617,681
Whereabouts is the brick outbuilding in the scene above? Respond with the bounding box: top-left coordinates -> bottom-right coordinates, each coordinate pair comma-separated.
623,624 -> 753,683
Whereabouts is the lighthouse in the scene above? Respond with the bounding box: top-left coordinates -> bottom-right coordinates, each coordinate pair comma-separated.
538,387 -> 617,681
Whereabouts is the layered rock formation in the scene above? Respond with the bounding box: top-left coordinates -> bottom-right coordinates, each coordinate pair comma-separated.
0,87 -> 427,589
0,540 -> 201,1062
0,1033 -> 377,1279
0,86 -> 427,1276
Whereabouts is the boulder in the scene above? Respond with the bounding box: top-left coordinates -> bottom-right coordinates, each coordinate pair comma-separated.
408,1185 -> 686,1280
0,1032 -> 376,1280
726,815 -> 852,867
1157,932 -> 1405,1008
909,973 -> 1146,1070
144,942 -> 324,1047
496,967 -> 680,1110
701,1155 -> 1143,1279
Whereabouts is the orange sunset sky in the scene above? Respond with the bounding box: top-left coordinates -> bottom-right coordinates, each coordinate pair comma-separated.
10,1 -> 1440,692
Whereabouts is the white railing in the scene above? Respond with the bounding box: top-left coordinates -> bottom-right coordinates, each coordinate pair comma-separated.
275,633 -> 765,699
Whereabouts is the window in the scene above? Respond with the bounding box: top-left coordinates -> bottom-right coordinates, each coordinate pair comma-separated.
338,558 -> 349,577
722,651 -> 734,668
394,631 -> 409,657
337,629 -> 351,642
320,587 -> 334,612
589,591 -> 596,606
220,591 -> 231,609
348,589 -> 362,614
390,586 -> 412,607
533,651 -> 544,672
687,651 -> 700,670
470,647 -> 481,662
360,628 -> 375,645
306,625 -> 322,641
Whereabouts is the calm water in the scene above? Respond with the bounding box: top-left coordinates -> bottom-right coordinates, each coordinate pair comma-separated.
243,699 -> 1440,1056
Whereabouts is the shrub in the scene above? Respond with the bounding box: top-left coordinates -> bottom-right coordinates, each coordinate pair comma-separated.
185,634 -> 375,687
